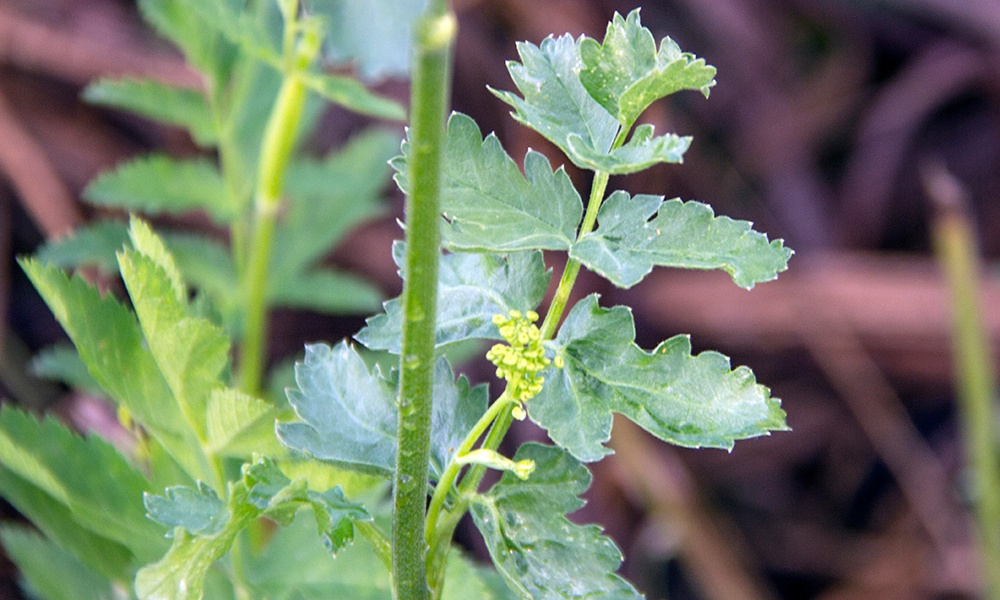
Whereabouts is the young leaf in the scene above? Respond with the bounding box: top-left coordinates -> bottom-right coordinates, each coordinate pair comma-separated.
84,154 -> 234,224
392,113 -> 582,252
18,259 -> 207,481
470,443 -> 641,599
84,78 -> 217,146
277,343 -> 486,479
0,408 -> 165,562
34,220 -> 129,273
531,295 -> 788,461
140,456 -> 371,599
0,468 -> 135,580
356,247 -> 550,353
491,35 -> 620,167
579,10 -> 716,128
0,526 -> 115,600
570,192 -> 792,289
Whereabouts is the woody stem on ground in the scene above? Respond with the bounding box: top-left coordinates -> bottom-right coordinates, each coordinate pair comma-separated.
238,7 -> 317,396
392,1 -> 455,599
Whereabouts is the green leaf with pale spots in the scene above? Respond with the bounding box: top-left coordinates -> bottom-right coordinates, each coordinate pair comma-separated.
470,443 -> 641,599
571,192 -> 792,289
490,35 -> 620,171
356,246 -> 550,354
566,123 -> 691,174
580,9 -> 716,129
392,113 -> 582,252
530,295 -> 788,462
277,343 -> 486,479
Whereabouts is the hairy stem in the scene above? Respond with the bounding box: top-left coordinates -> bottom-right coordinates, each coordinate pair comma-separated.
392,2 -> 455,599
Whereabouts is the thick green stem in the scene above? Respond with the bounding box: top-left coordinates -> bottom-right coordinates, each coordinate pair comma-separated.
392,3 -> 455,599
930,174 -> 1000,600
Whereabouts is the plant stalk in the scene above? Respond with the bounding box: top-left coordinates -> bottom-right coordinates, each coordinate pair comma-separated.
392,2 -> 455,599
238,16 -> 317,395
928,163 -> 1000,600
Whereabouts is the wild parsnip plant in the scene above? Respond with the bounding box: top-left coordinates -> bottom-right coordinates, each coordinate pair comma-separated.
4,2 -> 792,599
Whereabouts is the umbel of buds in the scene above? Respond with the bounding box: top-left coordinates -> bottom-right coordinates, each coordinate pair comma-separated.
486,310 -> 551,408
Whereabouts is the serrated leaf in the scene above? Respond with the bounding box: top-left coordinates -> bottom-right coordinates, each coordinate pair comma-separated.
85,154 -> 234,224
566,124 -> 691,174
300,73 -> 405,120
34,220 -> 129,273
579,9 -> 716,128
393,113 -> 582,251
0,526 -> 115,600
84,78 -> 217,146
307,0 -> 424,80
531,295 -> 788,461
470,443 -> 641,599
184,0 -> 283,66
0,467 -> 135,580
491,35 -> 620,169
356,248 -> 550,353
118,239 -> 230,442
205,388 -> 280,458
277,343 -> 486,479
0,408 -> 165,562
128,216 -> 188,301
18,259 -> 206,480
571,192 -> 792,289
146,482 -> 228,535
31,344 -> 103,395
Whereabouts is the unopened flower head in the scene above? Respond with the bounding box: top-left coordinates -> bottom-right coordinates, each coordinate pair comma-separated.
486,309 -> 550,402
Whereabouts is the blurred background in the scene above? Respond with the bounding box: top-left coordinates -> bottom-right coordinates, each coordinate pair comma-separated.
2,0 -> 1000,598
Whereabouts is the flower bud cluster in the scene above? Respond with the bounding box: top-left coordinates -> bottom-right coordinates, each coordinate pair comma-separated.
486,309 -> 551,403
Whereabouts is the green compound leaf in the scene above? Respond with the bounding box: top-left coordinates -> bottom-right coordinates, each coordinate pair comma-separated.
84,154 -> 234,225
19,259 -> 206,481
491,35 -> 619,168
470,443 -> 641,599
531,295 -> 788,462
579,9 -> 716,129
356,247 -> 550,354
0,408 -> 165,563
139,457 -> 371,600
0,525 -> 114,600
83,78 -> 217,146
277,343 -> 486,479
393,113 -> 582,252
571,192 -> 792,289
137,0 -> 238,82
